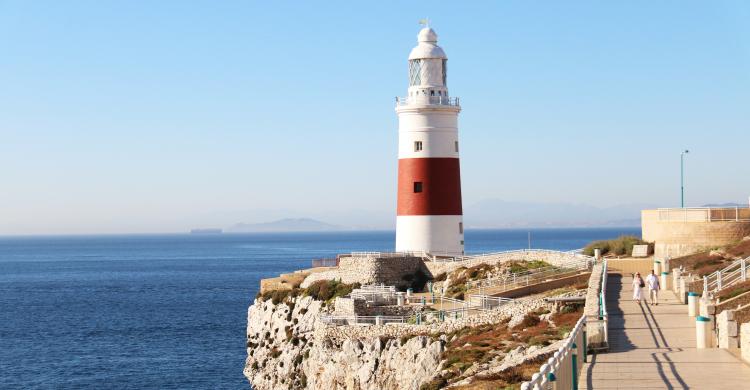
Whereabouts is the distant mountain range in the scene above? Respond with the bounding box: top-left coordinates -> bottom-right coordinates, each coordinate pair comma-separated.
227,218 -> 345,233
462,199 -> 654,228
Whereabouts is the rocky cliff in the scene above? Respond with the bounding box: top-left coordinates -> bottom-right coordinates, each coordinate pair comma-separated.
244,296 -> 444,390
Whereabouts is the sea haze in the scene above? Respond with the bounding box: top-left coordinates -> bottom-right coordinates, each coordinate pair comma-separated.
0,228 -> 638,389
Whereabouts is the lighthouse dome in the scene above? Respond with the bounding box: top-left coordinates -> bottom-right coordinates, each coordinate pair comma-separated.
408,27 -> 446,60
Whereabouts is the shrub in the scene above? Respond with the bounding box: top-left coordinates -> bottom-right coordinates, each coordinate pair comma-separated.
433,272 -> 447,282
583,235 -> 653,257
303,280 -> 360,302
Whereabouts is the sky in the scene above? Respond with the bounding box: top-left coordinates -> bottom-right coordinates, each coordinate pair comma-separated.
1,1 -> 749,235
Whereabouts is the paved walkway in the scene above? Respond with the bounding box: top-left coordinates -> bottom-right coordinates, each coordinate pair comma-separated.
579,274 -> 750,389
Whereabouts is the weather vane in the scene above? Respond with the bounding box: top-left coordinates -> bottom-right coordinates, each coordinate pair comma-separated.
419,17 -> 430,28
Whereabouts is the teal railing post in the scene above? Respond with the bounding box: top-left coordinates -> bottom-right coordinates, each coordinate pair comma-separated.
547,372 -> 556,390
571,343 -> 578,389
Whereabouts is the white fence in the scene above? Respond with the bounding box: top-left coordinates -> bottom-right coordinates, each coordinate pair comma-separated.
319,315 -> 406,326
703,256 -> 750,296
658,207 -> 750,222
520,316 -> 586,390
466,257 -> 592,295
522,260 -> 608,389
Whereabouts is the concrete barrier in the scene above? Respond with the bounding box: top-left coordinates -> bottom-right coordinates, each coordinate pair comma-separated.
696,316 -> 712,348
716,309 -> 739,350
679,277 -> 688,303
688,292 -> 699,317
661,272 -> 669,291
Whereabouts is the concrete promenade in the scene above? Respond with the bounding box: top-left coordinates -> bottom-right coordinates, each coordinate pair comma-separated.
579,274 -> 750,389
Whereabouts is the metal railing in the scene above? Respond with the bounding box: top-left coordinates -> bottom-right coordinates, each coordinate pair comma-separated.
396,95 -> 460,106
319,315 -> 406,326
520,315 -> 586,390
311,258 -> 339,268
468,294 -> 515,309
350,284 -> 398,305
465,257 -> 592,296
657,207 -> 750,222
429,248 -> 589,264
703,256 -> 750,296
522,260 -> 608,390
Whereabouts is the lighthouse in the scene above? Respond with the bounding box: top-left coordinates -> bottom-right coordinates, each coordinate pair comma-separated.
395,26 -> 464,256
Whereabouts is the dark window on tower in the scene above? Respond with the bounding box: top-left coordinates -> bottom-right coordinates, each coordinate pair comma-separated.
459,222 -> 463,234
413,182 -> 423,193
414,141 -> 423,152
455,141 -> 459,152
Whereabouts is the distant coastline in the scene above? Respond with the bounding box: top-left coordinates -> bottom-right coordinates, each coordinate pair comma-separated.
190,228 -> 223,235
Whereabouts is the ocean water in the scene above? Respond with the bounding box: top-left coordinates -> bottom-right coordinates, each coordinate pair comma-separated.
0,228 -> 638,389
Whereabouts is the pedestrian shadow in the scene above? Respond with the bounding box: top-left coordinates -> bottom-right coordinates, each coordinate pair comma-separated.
583,274 -> 688,390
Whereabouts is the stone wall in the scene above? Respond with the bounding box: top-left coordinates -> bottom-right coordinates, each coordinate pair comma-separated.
320,295 -> 552,343
717,309 -> 740,350
301,256 -> 428,289
584,264 -> 606,349
742,323 -> 750,364
425,250 -> 588,276
717,291 -> 750,315
642,209 -> 750,259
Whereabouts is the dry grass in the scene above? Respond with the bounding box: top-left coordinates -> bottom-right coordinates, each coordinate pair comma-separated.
427,306 -> 583,389
716,279 -> 750,301
670,239 -> 750,277
443,260 -> 552,299
450,352 -> 555,390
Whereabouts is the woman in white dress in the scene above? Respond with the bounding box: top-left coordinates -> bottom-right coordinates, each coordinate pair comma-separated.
632,272 -> 644,302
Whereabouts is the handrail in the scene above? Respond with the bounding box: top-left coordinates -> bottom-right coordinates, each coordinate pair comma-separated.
520,315 -> 586,390
657,206 -> 750,222
703,256 -> 750,296
465,257 -> 591,294
521,259 -> 608,389
319,315 -> 406,325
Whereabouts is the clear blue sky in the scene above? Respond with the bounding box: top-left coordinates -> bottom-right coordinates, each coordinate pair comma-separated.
1,1 -> 749,234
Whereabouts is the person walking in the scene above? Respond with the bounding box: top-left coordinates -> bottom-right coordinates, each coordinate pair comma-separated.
646,270 -> 661,305
632,272 -> 644,303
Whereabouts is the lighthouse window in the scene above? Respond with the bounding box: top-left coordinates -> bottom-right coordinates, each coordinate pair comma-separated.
408,59 -> 423,86
455,141 -> 459,152
414,141 -> 423,152
413,182 -> 423,193
430,90 -> 435,96
459,222 -> 463,234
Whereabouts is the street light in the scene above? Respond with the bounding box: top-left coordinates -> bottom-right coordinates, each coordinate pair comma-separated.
681,150 -> 689,208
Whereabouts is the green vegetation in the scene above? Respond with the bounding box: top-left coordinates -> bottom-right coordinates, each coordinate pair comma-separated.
716,280 -> 750,301
256,279 -> 361,305
583,235 -> 653,257
303,279 -> 360,302
427,306 -> 583,388
507,260 -> 549,274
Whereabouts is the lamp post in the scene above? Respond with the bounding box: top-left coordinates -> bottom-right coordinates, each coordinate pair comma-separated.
681,150 -> 689,208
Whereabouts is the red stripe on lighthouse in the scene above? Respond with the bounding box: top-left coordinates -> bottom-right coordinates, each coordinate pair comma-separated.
397,158 -> 463,216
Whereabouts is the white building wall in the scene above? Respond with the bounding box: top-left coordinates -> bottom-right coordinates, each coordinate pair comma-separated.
396,215 -> 464,256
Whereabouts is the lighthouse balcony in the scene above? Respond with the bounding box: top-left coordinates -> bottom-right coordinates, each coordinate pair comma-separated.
396,96 -> 460,107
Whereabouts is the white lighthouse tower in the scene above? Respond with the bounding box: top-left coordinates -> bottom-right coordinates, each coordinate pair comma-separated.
395,26 -> 464,256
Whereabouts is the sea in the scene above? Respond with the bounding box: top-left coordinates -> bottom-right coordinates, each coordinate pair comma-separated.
0,228 -> 638,389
